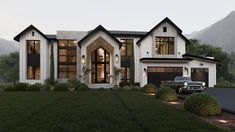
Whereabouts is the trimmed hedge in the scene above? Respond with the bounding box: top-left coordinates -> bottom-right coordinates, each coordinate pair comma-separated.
142,83 -> 157,93
184,93 -> 221,116
77,83 -> 89,91
26,83 -> 42,91
3,84 -> 15,91
54,83 -> 68,91
15,83 -> 28,91
155,87 -> 177,102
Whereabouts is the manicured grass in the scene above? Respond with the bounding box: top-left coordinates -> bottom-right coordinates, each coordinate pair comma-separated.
0,91 -> 226,132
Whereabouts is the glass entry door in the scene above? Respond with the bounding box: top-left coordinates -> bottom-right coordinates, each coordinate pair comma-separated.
91,47 -> 110,83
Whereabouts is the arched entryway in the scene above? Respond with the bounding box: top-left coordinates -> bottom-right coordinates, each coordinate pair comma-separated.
91,47 -> 110,83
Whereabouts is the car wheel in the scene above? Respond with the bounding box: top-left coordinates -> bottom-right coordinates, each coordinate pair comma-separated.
176,87 -> 183,94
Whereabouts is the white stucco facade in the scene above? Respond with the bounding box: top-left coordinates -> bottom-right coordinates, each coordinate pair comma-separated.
14,18 -> 218,88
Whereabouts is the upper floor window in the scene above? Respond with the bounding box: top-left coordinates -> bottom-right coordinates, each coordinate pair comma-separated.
27,40 -> 40,54
163,27 -> 167,32
120,39 -> 133,56
27,40 -> 40,80
58,40 -> 77,78
155,37 -> 174,55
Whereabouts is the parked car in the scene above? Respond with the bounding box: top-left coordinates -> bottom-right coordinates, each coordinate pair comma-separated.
162,76 -> 206,94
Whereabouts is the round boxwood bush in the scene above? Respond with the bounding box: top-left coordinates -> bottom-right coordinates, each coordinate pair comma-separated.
123,86 -> 132,90
15,83 -> 28,91
155,87 -> 177,102
54,83 -> 68,91
142,83 -> 157,93
184,93 -> 221,116
77,83 -> 89,91
27,83 -> 42,91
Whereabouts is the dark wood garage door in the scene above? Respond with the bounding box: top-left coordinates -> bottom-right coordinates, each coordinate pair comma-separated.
191,68 -> 209,87
147,67 -> 183,87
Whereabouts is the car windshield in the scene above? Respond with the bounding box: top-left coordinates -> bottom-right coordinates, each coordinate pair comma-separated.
175,76 -> 192,82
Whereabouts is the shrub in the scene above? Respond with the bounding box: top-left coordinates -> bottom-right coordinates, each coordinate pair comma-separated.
67,78 -> 79,91
54,83 -> 68,91
132,86 -> 141,91
27,83 -> 42,91
119,82 -> 131,87
15,83 -> 28,91
142,83 -> 157,93
44,78 -> 57,91
155,87 -> 177,102
112,85 -> 119,90
123,86 -> 132,90
77,83 -> 89,91
3,84 -> 15,91
184,93 -> 221,116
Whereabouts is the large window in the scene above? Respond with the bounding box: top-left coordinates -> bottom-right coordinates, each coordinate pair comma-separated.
27,40 -> 40,79
121,67 -> 130,83
91,47 -> 110,83
58,40 -> 77,78
120,38 -> 133,83
155,37 -> 174,55
120,39 -> 133,56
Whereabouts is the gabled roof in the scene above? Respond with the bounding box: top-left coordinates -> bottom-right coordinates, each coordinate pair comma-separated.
77,25 -> 122,48
183,54 -> 220,63
14,25 -> 49,42
137,17 -> 189,44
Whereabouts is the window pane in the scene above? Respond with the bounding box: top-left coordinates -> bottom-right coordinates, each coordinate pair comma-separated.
68,65 -> 76,72
35,42 -> 40,54
59,49 -> 67,55
59,56 -> 67,62
97,48 -> 105,62
67,50 -> 76,56
59,65 -> 67,72
120,39 -> 133,56
59,40 -> 67,47
120,44 -> 126,56
68,56 -> 76,62
35,66 -> 40,79
59,72 -> 67,78
127,44 -> 132,56
156,37 -> 174,55
69,71 -> 77,78
27,41 -> 35,54
27,66 -> 34,79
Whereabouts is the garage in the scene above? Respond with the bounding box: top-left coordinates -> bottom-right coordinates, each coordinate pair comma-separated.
147,67 -> 183,87
191,68 -> 209,87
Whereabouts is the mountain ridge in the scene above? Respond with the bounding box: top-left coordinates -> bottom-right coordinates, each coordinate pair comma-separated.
187,11 -> 235,53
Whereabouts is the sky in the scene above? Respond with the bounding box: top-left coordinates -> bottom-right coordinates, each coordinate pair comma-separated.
0,0 -> 234,40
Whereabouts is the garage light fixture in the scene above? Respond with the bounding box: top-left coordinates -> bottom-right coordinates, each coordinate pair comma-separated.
81,55 -> 85,64
115,54 -> 119,63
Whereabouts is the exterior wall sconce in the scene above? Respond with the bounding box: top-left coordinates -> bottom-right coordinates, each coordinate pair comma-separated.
144,68 -> 147,72
81,55 -> 85,64
115,54 -> 119,63
184,67 -> 189,75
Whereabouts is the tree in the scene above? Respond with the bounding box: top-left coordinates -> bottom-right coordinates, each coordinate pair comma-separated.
0,52 -> 19,84
186,39 -> 234,82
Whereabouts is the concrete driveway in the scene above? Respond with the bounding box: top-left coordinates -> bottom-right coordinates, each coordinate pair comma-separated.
204,87 -> 235,112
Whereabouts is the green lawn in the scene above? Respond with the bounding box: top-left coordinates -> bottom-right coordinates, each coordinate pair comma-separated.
0,91 -> 226,132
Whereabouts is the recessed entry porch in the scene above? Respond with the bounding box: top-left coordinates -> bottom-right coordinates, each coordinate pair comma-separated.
86,37 -> 115,88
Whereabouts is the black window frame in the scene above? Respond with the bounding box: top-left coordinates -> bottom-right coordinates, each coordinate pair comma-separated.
58,40 -> 77,78
26,40 -> 40,80
120,38 -> 133,56
91,47 -> 110,83
121,67 -> 130,83
155,37 -> 174,55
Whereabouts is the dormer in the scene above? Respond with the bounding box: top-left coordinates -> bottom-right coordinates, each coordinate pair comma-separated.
137,17 -> 189,58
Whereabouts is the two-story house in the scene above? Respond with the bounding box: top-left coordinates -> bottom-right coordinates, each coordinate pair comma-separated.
14,17 -> 218,88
